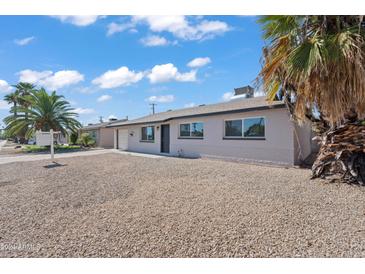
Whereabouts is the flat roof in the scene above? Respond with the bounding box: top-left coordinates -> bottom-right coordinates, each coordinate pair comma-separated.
107,97 -> 285,128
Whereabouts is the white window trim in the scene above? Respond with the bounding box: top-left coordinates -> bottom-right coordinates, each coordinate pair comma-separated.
140,125 -> 155,142
178,122 -> 204,138
223,116 -> 266,139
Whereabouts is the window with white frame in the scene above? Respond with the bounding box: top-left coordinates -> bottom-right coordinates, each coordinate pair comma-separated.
141,126 -> 155,141
224,117 -> 265,138
179,122 -> 204,138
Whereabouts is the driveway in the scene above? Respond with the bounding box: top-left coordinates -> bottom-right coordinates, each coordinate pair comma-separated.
0,153 -> 364,257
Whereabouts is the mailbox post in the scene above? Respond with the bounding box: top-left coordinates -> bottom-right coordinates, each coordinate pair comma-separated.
50,129 -> 54,161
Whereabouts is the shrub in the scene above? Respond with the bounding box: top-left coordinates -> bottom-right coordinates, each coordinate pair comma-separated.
69,131 -> 78,145
78,133 -> 95,147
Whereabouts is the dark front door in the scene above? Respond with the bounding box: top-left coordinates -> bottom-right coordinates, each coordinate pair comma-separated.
161,124 -> 170,153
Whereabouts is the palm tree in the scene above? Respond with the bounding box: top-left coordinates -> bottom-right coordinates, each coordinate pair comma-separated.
3,91 -> 20,117
12,82 -> 36,108
4,88 -> 81,139
11,82 -> 37,142
258,16 -> 365,184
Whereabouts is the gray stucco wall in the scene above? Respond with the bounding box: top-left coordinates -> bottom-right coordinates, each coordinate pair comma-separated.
81,128 -> 114,148
117,108 -> 300,165
99,128 -> 114,148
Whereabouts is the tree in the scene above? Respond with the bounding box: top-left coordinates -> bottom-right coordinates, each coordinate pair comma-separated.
258,16 -> 365,184
69,131 -> 78,145
12,82 -> 36,109
11,82 -> 37,143
4,88 -> 81,139
3,91 -> 20,118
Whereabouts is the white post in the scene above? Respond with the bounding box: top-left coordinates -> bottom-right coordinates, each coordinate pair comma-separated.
50,129 -> 54,161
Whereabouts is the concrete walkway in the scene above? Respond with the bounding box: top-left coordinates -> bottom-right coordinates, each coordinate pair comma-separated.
0,149 -> 165,165
112,149 -> 164,159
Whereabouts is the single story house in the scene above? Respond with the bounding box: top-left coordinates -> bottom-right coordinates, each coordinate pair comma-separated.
80,118 -> 127,148
107,94 -> 316,166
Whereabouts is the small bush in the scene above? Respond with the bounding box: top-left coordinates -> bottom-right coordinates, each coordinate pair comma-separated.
23,144 -> 82,153
78,133 -> 95,147
23,145 -> 48,153
69,131 -> 78,145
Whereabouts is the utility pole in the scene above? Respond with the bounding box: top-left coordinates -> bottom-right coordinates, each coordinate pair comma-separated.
99,116 -> 104,123
149,103 -> 157,115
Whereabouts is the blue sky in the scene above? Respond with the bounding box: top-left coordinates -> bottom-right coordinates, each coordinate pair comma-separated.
0,16 -> 264,125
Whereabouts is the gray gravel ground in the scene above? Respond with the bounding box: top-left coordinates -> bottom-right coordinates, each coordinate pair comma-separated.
0,153 -> 364,257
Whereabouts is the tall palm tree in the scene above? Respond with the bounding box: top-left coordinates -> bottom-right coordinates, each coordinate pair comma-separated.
11,82 -> 37,142
3,91 -> 20,117
12,82 -> 36,109
4,88 -> 81,139
258,16 -> 365,184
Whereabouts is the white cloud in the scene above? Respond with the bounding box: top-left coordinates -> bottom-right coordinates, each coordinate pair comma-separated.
14,36 -> 35,46
222,91 -> 234,102
196,20 -> 230,39
74,107 -> 95,114
51,16 -> 104,26
184,102 -> 196,108
187,57 -> 211,68
147,95 -> 175,103
92,66 -> 144,89
147,63 -> 196,84
0,100 -> 10,110
0,80 -> 13,93
140,35 -> 173,47
106,22 -> 134,36
97,94 -> 112,102
18,70 -> 52,83
175,70 -> 197,82
18,69 -> 84,90
131,16 -> 230,41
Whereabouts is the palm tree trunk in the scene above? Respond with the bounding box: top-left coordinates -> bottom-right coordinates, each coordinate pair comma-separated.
311,119 -> 365,185
13,102 -> 19,143
13,102 -> 17,118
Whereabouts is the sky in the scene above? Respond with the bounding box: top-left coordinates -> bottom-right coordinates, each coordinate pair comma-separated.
0,15 -> 265,126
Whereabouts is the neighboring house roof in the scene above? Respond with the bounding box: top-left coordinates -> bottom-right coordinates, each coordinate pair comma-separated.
107,97 -> 285,128
81,119 -> 128,131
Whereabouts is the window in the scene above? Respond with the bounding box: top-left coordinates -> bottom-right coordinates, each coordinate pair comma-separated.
191,122 -> 204,137
225,120 -> 242,137
224,117 -> 265,139
141,126 -> 154,141
244,117 -> 265,138
179,122 -> 204,138
180,124 -> 190,137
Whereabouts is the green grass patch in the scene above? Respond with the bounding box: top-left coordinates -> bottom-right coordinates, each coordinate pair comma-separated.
23,144 -> 82,153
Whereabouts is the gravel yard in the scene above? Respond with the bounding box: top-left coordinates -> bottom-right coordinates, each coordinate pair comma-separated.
0,153 -> 364,257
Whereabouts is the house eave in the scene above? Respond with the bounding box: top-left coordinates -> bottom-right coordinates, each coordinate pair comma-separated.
106,104 -> 286,128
